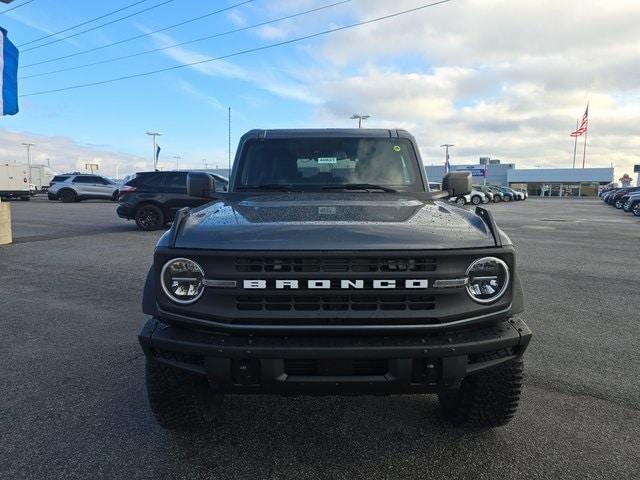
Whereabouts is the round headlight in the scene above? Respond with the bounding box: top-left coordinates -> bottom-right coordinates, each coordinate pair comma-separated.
160,258 -> 205,304
465,257 -> 509,304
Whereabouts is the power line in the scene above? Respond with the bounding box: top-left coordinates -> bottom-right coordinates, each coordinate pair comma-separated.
20,0 -> 176,52
0,0 -> 36,15
21,0 -> 453,97
22,0 -> 256,68
21,0 -> 351,79
18,0 -> 150,47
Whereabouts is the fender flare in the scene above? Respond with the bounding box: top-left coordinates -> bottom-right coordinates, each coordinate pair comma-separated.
142,264 -> 158,316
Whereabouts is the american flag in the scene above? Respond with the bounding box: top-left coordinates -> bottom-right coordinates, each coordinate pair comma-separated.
570,104 -> 589,137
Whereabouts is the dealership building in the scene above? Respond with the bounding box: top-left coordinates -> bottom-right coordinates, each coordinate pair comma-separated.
425,159 -> 614,197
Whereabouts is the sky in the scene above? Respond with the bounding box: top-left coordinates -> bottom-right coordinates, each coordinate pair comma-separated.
0,0 -> 638,181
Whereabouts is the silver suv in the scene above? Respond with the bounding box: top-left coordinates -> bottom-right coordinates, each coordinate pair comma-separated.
48,174 -> 119,203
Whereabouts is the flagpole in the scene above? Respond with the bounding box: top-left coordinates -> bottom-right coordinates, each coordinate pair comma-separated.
581,124 -> 588,168
572,118 -> 578,168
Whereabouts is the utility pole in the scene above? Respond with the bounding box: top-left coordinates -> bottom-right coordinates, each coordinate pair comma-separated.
146,132 -> 162,170
440,144 -> 454,167
350,113 -> 370,128
22,143 -> 35,184
173,155 -> 181,170
228,106 -> 231,173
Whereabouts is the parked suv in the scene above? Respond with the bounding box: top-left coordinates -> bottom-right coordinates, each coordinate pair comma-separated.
473,184 -> 499,202
138,129 -> 530,431
117,170 -> 228,231
48,174 -> 119,202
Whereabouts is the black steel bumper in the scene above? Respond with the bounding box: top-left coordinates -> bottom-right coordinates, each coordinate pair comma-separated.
138,317 -> 531,395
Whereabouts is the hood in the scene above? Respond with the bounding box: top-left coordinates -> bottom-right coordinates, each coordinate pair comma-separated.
170,193 -> 495,250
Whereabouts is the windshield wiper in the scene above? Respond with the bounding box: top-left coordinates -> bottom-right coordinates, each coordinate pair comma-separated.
321,183 -> 397,192
237,184 -> 298,191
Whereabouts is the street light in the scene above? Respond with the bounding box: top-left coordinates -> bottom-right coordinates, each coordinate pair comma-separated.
173,155 -> 181,170
350,113 -> 370,128
440,144 -> 454,164
22,143 -> 35,185
146,132 -> 162,170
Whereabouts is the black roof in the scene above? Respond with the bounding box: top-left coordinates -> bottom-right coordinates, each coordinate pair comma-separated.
241,128 -> 414,139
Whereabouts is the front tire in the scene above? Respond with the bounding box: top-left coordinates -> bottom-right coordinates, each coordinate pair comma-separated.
438,355 -> 524,429
135,204 -> 165,231
471,195 -> 482,205
455,197 -> 466,206
633,203 -> 640,217
503,195 -> 511,202
145,358 -> 217,431
615,200 -> 624,209
493,195 -> 501,203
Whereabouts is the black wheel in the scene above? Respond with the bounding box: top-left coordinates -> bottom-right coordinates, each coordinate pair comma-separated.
135,204 -> 165,231
493,195 -> 501,203
60,190 -> 77,203
503,195 -> 511,202
438,354 -> 524,429
615,199 -> 624,209
633,203 -> 640,217
471,195 -> 482,205
145,357 -> 217,431
455,196 -> 466,206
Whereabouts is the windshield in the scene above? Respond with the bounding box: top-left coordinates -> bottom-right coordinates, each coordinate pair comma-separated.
235,137 -> 424,192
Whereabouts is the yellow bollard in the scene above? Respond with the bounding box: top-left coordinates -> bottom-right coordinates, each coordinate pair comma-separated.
0,199 -> 12,245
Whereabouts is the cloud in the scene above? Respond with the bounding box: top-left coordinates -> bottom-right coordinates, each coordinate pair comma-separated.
176,80 -> 225,111
142,27 -> 322,104
0,129 -> 149,178
283,0 -> 640,178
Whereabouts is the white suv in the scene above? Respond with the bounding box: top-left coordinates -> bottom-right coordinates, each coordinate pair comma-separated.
48,174 -> 119,203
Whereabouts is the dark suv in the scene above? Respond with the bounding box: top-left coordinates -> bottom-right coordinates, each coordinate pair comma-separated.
138,129 -> 530,431
117,171 -> 228,230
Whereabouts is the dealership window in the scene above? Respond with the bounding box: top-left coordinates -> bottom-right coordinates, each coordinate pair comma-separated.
508,182 -> 601,196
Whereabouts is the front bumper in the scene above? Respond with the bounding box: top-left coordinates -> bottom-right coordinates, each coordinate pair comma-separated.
138,316 -> 531,394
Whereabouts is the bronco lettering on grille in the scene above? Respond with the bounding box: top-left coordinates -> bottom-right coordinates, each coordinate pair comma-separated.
242,279 -> 429,289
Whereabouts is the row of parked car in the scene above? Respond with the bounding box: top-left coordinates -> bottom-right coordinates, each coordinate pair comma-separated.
436,183 -> 528,205
47,171 -> 229,230
599,185 -> 640,216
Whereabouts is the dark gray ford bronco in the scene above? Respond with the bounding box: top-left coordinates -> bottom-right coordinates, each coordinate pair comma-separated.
139,129 -> 531,430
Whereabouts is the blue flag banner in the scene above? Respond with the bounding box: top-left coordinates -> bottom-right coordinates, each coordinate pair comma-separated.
0,27 -> 19,116
156,145 -> 161,162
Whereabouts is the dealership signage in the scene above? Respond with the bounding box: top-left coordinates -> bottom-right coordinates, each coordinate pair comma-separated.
450,165 -> 487,177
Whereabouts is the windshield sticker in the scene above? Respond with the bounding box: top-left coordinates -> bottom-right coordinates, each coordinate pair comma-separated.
393,145 -> 401,152
318,206 -> 337,215
317,157 -> 337,164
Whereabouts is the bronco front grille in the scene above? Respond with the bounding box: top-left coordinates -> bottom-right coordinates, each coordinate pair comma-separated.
235,294 -> 436,312
235,256 -> 437,273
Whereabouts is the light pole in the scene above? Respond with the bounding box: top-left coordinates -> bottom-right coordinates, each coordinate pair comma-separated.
146,132 -> 162,170
173,155 -> 181,170
440,144 -> 454,164
203,159 -> 208,169
350,113 -> 370,128
22,143 -> 35,184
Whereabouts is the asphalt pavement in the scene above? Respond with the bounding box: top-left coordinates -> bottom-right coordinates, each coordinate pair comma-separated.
1,196 -> 638,480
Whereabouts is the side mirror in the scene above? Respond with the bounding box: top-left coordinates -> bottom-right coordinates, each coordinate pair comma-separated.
442,172 -> 472,197
187,172 -> 216,198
